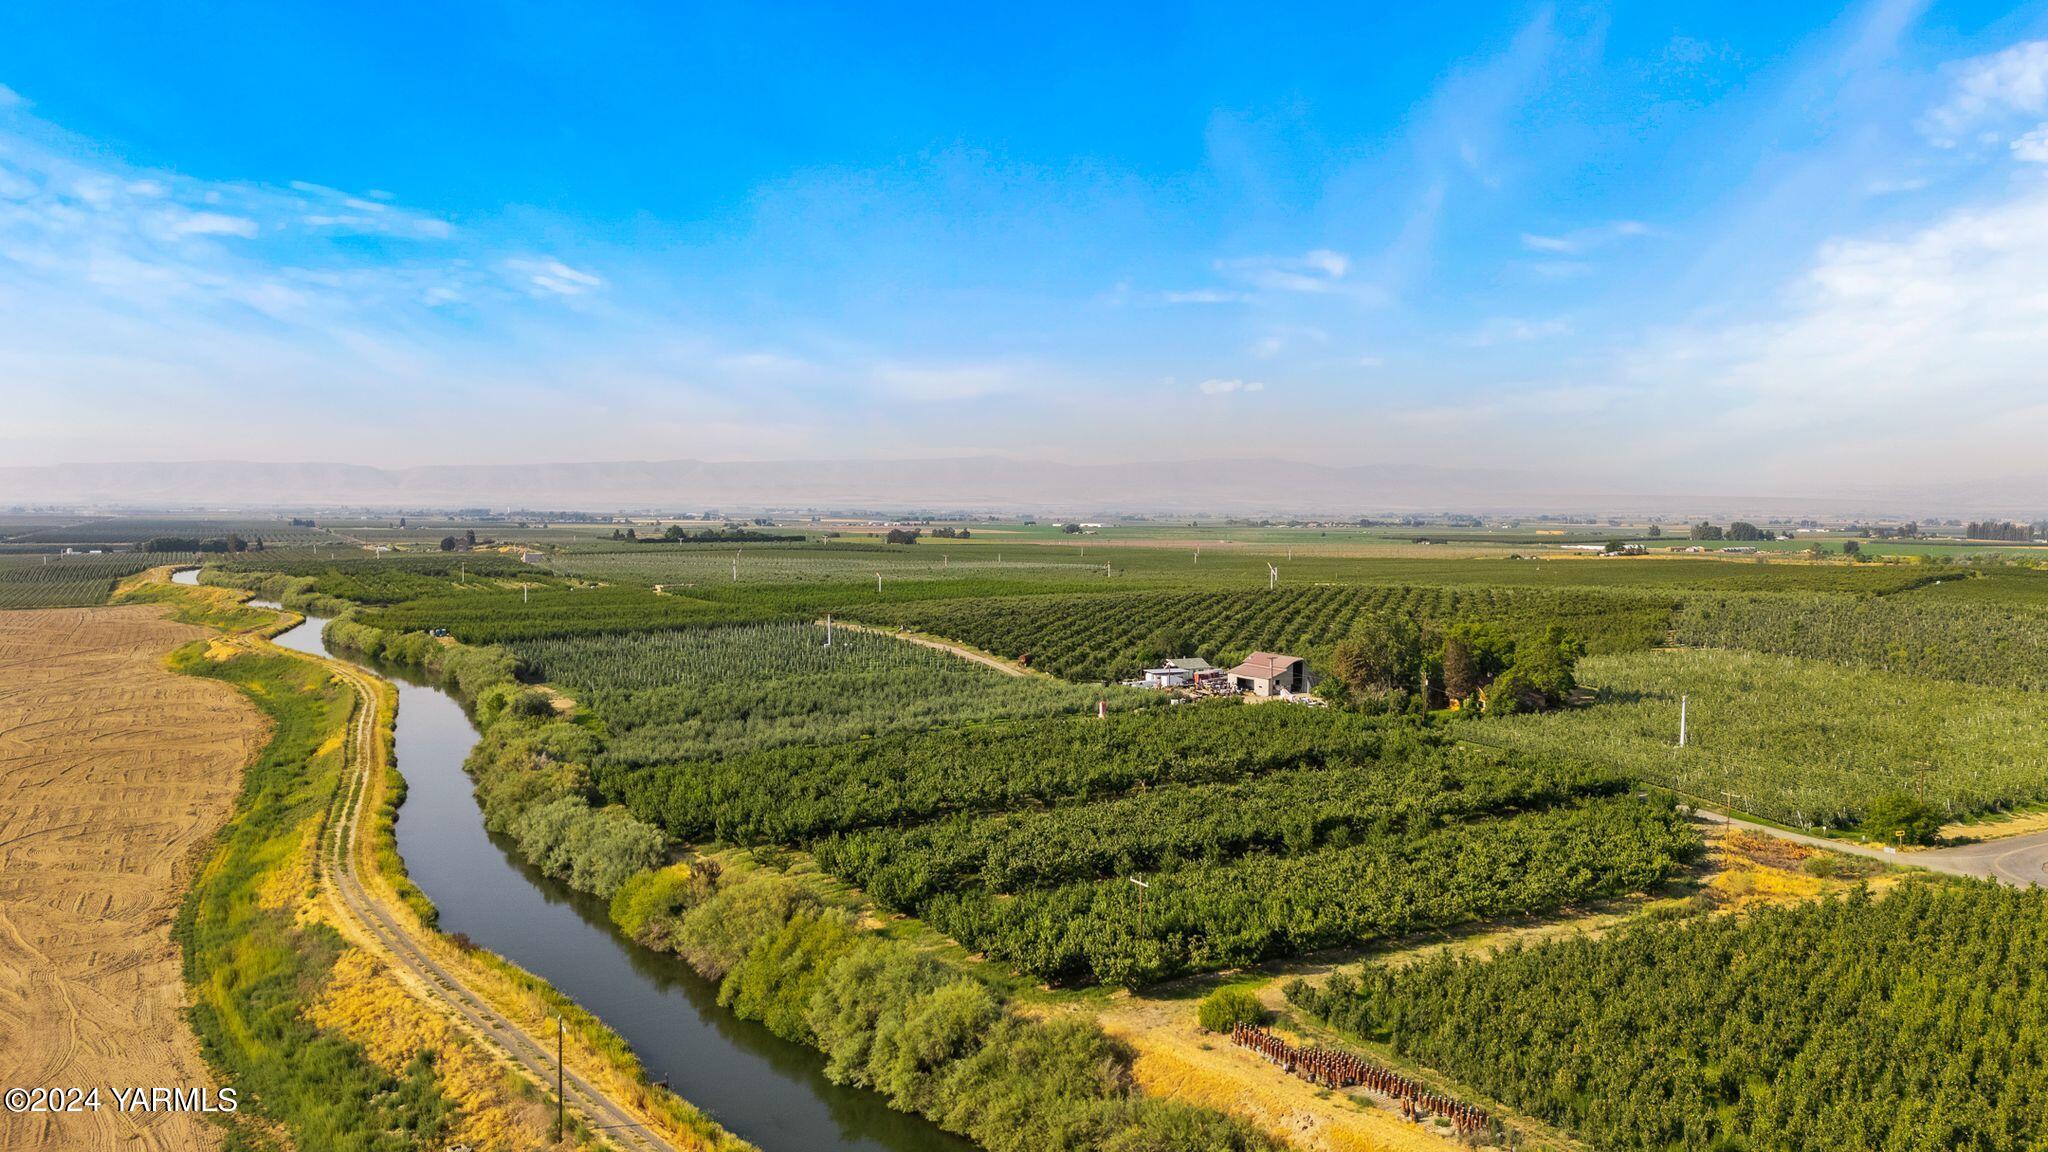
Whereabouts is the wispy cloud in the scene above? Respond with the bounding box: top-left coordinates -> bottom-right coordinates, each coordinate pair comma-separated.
1198,378 -> 1266,395
1158,288 -> 1249,305
1518,220 -> 1651,255
505,257 -> 604,297
1469,316 -> 1572,346
1215,248 -> 1353,294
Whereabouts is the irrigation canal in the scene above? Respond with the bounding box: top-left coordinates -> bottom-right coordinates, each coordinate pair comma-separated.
173,568 -> 973,1152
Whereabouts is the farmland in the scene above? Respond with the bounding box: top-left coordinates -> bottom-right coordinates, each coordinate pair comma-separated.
179,527 -> 2048,1149
0,606 -> 265,1152
1486,647 -> 2048,828
0,552 -> 190,608
1,515 -> 334,549
1288,879 -> 2048,1152
598,702 -> 1700,986
548,541 -> 1111,586
860,584 -> 1676,681
515,621 -> 1129,763
1674,590 -> 2048,690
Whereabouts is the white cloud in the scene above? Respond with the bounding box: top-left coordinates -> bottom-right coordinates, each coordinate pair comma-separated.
1198,378 -> 1265,395
2014,124 -> 2048,164
873,362 -> 1017,401
1626,181 -> 2048,480
1470,316 -> 1572,345
505,257 -> 603,297
165,211 -> 259,237
1519,220 -> 1651,255
0,83 -> 23,108
1924,40 -> 2048,145
1159,288 -> 1247,305
1215,249 -> 1354,294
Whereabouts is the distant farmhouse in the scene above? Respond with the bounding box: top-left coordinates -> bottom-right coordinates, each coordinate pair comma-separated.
1228,652 -> 1308,697
1140,656 -> 1216,688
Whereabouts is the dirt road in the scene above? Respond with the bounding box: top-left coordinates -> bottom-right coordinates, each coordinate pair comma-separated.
0,607 -> 267,1152
825,618 -> 1032,676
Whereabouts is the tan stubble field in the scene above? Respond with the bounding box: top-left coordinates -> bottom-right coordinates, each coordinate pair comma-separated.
0,606 -> 267,1152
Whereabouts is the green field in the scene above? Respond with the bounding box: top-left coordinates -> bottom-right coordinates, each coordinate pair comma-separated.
1290,879 -> 2048,1152
0,552 -> 189,609
514,621 -> 1136,764
1486,647 -> 2048,828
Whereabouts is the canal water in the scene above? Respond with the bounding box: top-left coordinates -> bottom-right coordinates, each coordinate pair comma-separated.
174,569 -> 971,1152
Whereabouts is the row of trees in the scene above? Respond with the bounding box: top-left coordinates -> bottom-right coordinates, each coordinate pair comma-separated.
599,705 -> 1407,845
1966,520 -> 2036,541
870,585 -> 1669,684
1688,521 -> 1771,541
1673,592 -> 2048,691
1487,647 -> 2048,830
145,533 -> 263,552
514,623 -> 1120,767
813,744 -> 1629,907
1287,880 -> 2048,1152
921,795 -> 1695,987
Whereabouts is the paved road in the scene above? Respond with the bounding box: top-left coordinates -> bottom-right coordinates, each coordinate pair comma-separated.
1693,807 -> 2048,887
313,647 -> 683,1152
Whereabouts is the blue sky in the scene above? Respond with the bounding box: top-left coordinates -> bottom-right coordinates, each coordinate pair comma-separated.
3,1 -> 2047,494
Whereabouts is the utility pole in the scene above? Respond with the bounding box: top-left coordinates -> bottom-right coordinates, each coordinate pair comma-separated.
522,583 -> 529,604
824,614 -> 833,647
1268,563 -> 1279,591
1128,876 -> 1149,932
1678,694 -> 1688,747
876,572 -> 883,593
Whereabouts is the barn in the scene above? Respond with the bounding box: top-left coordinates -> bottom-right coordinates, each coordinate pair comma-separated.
1229,652 -> 1307,697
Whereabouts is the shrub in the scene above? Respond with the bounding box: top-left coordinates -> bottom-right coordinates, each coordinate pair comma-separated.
1861,791 -> 1942,846
1197,986 -> 1266,1033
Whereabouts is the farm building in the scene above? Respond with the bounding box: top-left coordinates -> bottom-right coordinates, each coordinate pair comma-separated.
1229,651 -> 1308,697
1139,656 -> 1218,688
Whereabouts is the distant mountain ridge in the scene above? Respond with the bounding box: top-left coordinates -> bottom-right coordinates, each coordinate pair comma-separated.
0,457 -> 2037,518
0,457 -> 1544,515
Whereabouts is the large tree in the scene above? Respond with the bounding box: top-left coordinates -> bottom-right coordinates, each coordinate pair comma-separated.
1329,614 -> 1422,697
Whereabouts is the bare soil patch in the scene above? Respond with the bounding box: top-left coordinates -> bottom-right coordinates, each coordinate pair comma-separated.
0,606 -> 267,1152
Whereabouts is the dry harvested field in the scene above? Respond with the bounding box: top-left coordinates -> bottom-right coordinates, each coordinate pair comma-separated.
0,606 -> 266,1152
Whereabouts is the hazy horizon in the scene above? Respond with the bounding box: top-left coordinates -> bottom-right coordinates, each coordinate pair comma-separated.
4,454 -> 2042,519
